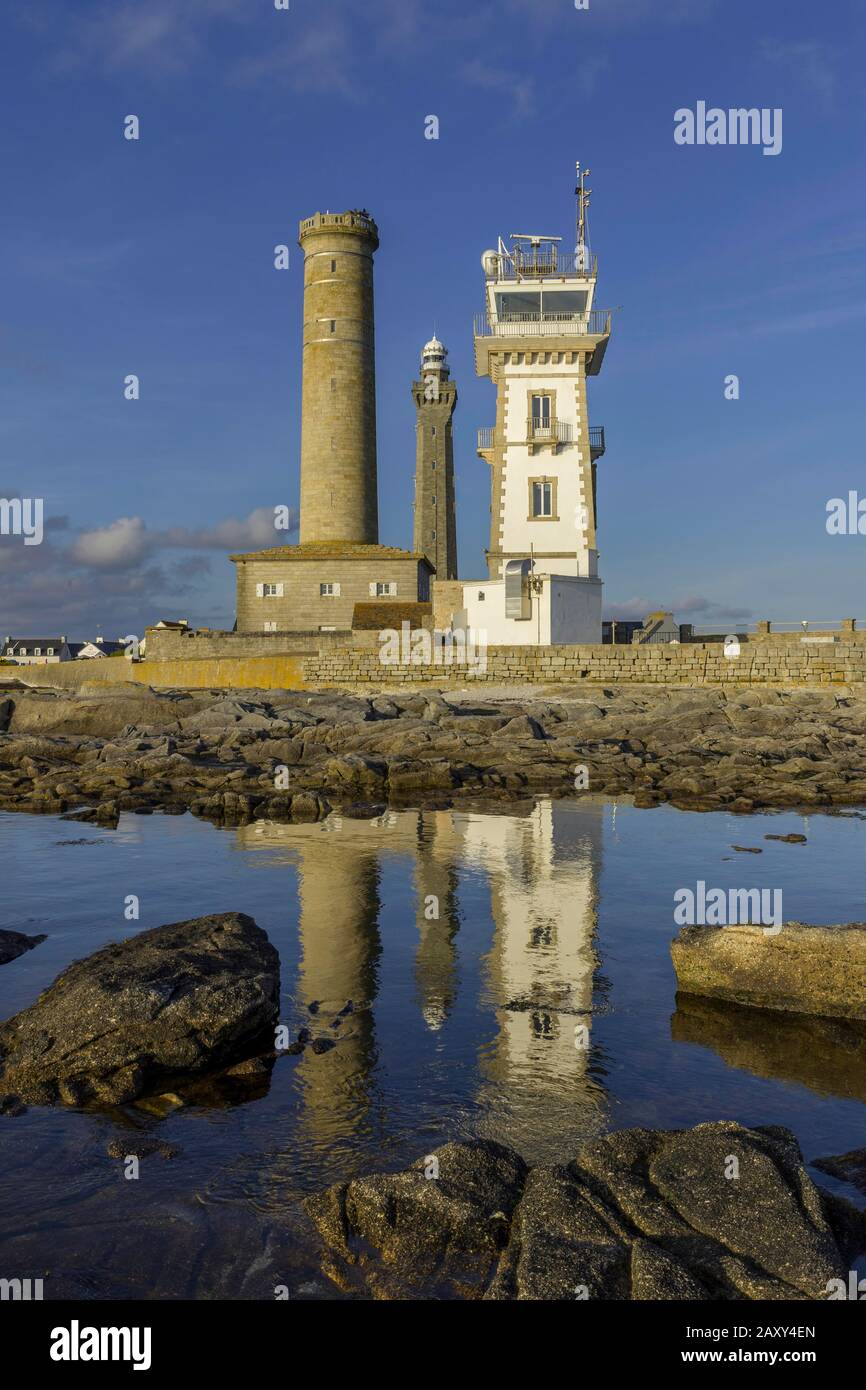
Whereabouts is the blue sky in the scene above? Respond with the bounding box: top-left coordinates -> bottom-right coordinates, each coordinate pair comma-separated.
1,0 -> 865,637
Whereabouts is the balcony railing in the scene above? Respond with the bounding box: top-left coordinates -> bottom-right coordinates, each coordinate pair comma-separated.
485,249 -> 598,280
474,309 -> 612,339
479,422 -> 602,452
531,419 -> 572,443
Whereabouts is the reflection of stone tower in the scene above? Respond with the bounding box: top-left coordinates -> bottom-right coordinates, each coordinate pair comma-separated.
298,210 -> 380,544
293,833 -> 381,1143
413,810 -> 462,1030
233,819 -> 382,1146
412,336 -> 458,580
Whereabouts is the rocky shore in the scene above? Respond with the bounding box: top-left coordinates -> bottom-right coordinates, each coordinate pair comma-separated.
0,912 -> 279,1110
2,679 -> 866,824
2,908 -> 865,1299
672,921 -> 866,1020
301,1125 -> 865,1300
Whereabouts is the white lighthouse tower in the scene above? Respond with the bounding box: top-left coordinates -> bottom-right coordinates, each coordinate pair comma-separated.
458,165 -> 611,645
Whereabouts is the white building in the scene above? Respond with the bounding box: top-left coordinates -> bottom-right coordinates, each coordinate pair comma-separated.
2,636 -> 75,665
457,166 -> 611,646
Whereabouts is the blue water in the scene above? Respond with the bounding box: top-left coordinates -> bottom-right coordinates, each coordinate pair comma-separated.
0,798 -> 864,1298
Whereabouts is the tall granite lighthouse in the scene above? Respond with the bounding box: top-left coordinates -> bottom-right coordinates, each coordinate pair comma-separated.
298,210 -> 380,544
231,208 -> 434,633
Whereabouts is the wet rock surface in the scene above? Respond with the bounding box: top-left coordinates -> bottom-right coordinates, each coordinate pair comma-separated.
671,922 -> 866,1020
0,912 -> 279,1108
302,1123 -> 863,1300
1,682 -> 865,824
0,929 -> 46,966
813,1148 -> 866,1196
304,1139 -> 528,1299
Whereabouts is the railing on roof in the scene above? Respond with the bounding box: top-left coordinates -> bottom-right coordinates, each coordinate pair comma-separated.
485,249 -> 598,280
474,309 -> 612,339
687,620 -> 863,636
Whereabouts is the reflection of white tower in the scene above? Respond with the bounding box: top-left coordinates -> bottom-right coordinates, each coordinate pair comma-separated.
457,800 -> 606,1157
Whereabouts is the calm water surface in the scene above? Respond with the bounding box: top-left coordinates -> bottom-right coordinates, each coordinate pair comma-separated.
1,798 -> 864,1298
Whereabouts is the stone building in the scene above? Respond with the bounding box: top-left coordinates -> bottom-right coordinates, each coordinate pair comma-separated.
412,336 -> 458,581
233,209 -> 434,634
232,542 -> 432,634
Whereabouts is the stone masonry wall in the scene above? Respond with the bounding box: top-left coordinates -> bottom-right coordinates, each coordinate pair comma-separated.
233,555 -> 426,634
13,631 -> 865,692
301,637 -> 866,688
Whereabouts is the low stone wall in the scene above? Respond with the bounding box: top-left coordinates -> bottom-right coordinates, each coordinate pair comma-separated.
9,633 -> 866,692
301,637 -> 866,688
143,628 -> 328,662
12,654 -> 307,691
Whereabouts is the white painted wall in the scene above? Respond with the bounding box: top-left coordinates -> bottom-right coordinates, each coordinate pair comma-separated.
550,576 -> 602,643
460,574 -> 601,646
498,361 -> 594,575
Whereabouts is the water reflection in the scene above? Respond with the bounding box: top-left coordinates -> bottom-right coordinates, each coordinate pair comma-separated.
672,993 -> 866,1105
3,800 -> 866,1298
235,800 -> 609,1159
462,803 -> 606,1151
413,809 -> 461,1030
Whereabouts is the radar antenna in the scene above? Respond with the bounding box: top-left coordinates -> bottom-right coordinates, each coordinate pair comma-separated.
575,160 -> 592,271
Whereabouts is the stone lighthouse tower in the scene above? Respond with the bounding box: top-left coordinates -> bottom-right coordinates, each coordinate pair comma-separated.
231,207 -> 436,635
298,210 -> 380,544
412,336 -> 458,580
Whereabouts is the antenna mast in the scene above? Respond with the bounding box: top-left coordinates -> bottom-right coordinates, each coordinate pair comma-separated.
575,160 -> 592,270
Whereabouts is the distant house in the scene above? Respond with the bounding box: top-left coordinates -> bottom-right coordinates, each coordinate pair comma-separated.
633,611 -> 681,645
602,619 -> 644,645
2,637 -> 76,665
151,619 -> 189,631
75,637 -> 129,659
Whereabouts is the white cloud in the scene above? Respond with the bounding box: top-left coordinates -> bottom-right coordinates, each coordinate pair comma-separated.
233,18 -> 355,97
505,0 -> 717,27
461,59 -> 535,119
71,516 -> 151,568
71,507 -> 298,570
760,38 -> 839,106
605,594 -> 752,622
53,0 -> 246,76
